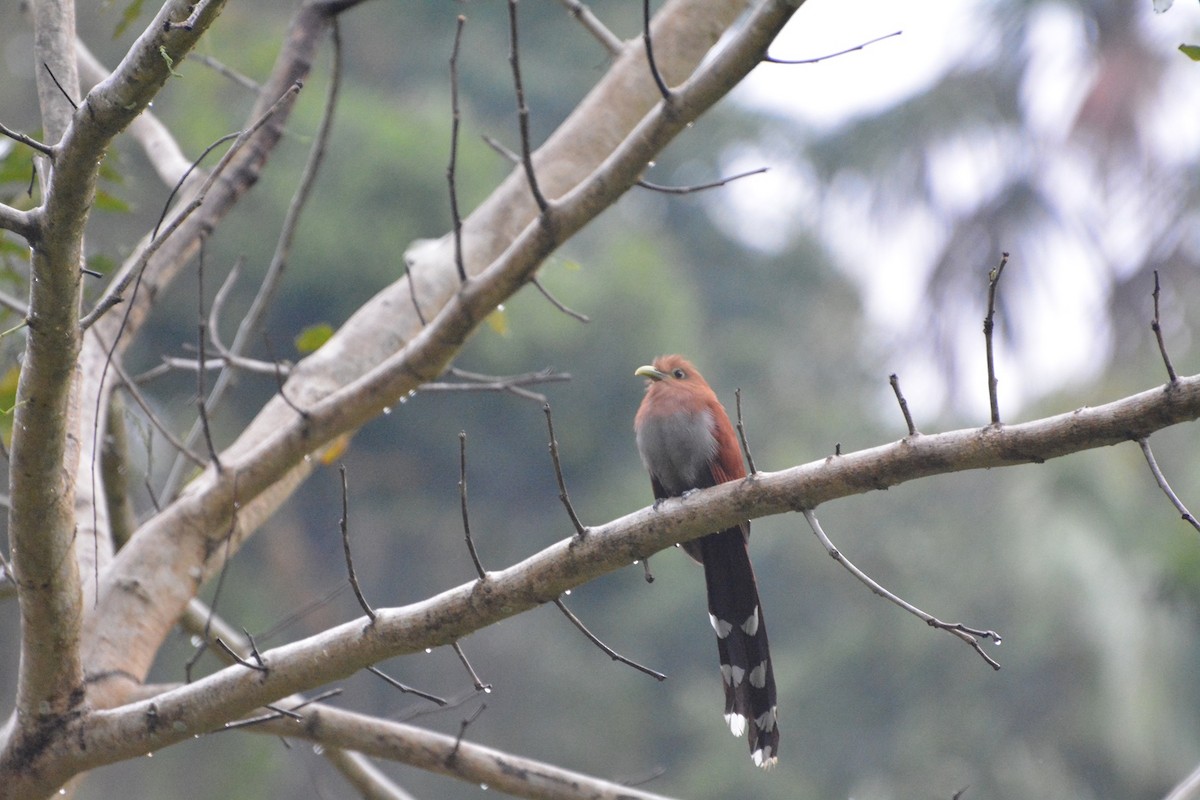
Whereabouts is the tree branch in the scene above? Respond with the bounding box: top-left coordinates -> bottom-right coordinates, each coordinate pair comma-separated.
77,0 -> 808,719
14,373 -> 1200,795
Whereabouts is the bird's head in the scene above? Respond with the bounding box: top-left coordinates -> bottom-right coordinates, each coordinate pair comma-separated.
634,354 -> 704,386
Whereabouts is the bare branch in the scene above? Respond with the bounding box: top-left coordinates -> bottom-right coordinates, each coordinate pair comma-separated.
80,82 -> 303,330
27,373 -> 1200,794
642,0 -> 672,100
366,667 -> 447,707
889,373 -> 919,436
179,600 -> 414,800
252,704 -> 683,800
1152,270 -> 1178,383
100,393 -> 139,549
421,367 -> 569,403
451,642 -> 490,693
556,0 -> 624,54
75,38 -> 196,191
448,15 -> 468,283
554,598 -> 667,681
530,276 -> 590,323
195,239 -> 222,474
99,339 -> 207,467
0,204 -> 38,243
803,510 -> 1002,670
162,27 -> 341,499
338,464 -> 376,620
458,431 -> 488,580
638,166 -> 768,194
983,252 -> 1009,425
543,404 -> 587,536
41,62 -> 78,111
187,53 -> 261,92
1139,438 -> 1200,532
765,29 -> 902,64
214,637 -> 269,672
734,387 -> 757,475
447,704 -> 486,763
508,0 -> 550,213
0,121 -> 55,158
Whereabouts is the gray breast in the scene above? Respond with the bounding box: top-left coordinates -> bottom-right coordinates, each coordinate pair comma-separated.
636,408 -> 718,496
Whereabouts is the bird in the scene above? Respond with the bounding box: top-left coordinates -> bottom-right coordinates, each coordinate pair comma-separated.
633,354 -> 779,769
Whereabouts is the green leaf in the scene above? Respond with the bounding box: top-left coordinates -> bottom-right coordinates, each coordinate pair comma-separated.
294,323 -> 335,354
1180,43 -> 1200,61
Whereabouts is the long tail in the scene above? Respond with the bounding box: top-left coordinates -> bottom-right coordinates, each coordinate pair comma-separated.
699,527 -> 779,768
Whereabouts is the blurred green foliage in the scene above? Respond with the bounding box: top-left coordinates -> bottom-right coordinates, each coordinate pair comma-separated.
0,1 -> 1198,799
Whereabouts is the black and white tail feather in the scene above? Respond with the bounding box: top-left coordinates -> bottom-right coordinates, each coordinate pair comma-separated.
694,526 -> 779,768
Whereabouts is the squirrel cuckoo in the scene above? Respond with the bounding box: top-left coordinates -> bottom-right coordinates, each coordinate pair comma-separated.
634,355 -> 779,768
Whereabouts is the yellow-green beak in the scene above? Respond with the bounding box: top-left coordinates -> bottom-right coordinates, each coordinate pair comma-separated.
635,365 -> 668,381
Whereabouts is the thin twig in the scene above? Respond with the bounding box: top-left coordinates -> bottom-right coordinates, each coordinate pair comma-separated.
487,125 -> 764,199
221,688 -> 344,731
448,15 -> 468,283
803,509 -> 1002,670
256,583 -> 349,643
153,132 -> 239,241
242,628 -> 267,668
141,354 -> 284,381
0,121 -> 55,158
530,276 -> 589,322
214,637 -> 269,672
367,666 -> 448,706
556,0 -> 623,54
339,464 -> 376,621
554,598 -> 667,681
201,260 -> 293,377
93,334 -> 207,466
81,82 -> 302,330
1152,270 -> 1178,384
638,166 -> 768,194
398,685 -> 491,723
889,373 -> 918,436
765,30 -> 902,64
421,367 -> 569,403
543,404 -> 587,536
734,388 -> 757,475
642,0 -> 671,100
1139,438 -> 1200,532
507,0 -> 549,213
42,62 -> 78,110
185,486 -> 240,681
983,252 -> 1009,425
446,704 -> 486,764
195,237 -> 222,473
451,641 -> 490,692
458,431 -> 488,580
405,260 -> 428,326
265,334 -> 308,419
187,53 -> 260,91
159,39 -> 333,498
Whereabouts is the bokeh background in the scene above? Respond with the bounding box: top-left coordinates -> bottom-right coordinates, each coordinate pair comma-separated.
3,1 -> 1200,797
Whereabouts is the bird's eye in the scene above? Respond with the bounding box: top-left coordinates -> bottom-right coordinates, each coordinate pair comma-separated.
672,368 -> 686,379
